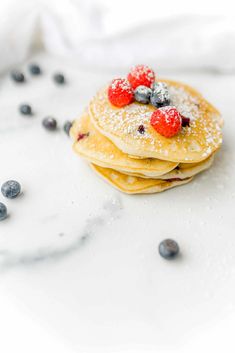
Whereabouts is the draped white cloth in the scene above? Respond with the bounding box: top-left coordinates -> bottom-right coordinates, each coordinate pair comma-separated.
1,0 -> 235,73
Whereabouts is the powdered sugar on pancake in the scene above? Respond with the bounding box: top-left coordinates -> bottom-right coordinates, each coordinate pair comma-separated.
89,80 -> 223,162
168,86 -> 199,121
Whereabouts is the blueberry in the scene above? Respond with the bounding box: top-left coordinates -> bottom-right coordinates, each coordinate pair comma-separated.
1,180 -> 21,199
151,82 -> 168,91
0,202 -> 7,221
19,104 -> 32,116
53,73 -> 65,85
151,92 -> 170,108
134,85 -> 152,104
159,239 -> 179,259
29,63 -> 41,75
63,121 -> 72,136
11,70 -> 25,83
150,82 -> 170,108
42,117 -> 57,131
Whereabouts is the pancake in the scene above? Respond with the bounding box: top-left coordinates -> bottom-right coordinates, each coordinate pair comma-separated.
91,164 -> 193,194
89,79 -> 223,163
71,111 -> 215,180
120,154 -> 215,180
71,112 -> 178,178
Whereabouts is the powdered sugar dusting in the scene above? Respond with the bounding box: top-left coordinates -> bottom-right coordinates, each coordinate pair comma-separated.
90,80 -> 223,161
129,65 -> 155,80
111,78 -> 132,94
168,86 -> 199,120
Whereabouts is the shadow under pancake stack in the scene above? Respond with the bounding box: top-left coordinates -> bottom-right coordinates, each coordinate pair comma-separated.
70,65 -> 223,194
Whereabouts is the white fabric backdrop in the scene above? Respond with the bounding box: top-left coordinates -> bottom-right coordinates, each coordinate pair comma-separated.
1,0 -> 235,73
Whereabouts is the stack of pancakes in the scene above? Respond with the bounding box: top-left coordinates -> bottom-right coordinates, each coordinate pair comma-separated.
70,79 -> 223,194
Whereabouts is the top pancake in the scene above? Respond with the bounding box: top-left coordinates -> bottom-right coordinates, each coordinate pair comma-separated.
89,79 -> 223,163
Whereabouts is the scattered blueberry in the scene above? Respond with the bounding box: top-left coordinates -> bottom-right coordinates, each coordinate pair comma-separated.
53,73 -> 65,85
63,121 -> 72,136
181,116 -> 190,127
159,239 -> 179,259
0,202 -> 7,221
1,180 -> 21,199
11,70 -> 25,83
150,82 -> 170,108
19,104 -> 32,116
134,85 -> 152,104
29,63 -> 41,75
42,117 -> 57,131
138,124 -> 145,134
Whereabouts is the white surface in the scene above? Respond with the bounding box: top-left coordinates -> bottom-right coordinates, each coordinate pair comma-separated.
0,52 -> 234,352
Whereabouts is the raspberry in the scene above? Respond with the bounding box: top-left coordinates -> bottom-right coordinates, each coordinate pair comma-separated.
108,78 -> 133,107
150,107 -> 182,138
127,65 -> 155,89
